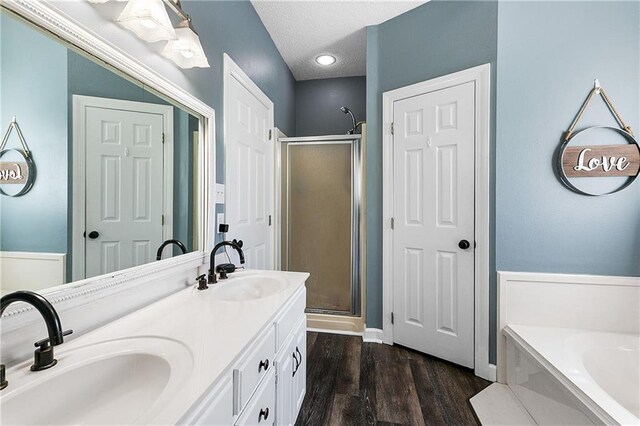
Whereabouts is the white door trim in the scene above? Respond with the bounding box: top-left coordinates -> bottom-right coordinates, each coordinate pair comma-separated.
382,64 -> 493,381
223,53 -> 276,267
273,128 -> 288,270
72,95 -> 174,281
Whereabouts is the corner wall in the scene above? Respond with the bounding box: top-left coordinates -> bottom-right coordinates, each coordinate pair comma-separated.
295,77 -> 366,137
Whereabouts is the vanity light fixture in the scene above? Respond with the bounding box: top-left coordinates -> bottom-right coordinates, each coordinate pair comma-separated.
116,0 -> 177,43
90,0 -> 211,69
161,18 -> 210,68
316,55 -> 336,66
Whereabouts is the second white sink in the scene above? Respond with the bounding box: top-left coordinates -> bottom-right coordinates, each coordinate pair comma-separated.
213,275 -> 288,302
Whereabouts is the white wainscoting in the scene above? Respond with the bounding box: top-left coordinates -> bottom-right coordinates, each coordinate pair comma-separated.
497,271 -> 640,382
1,252 -> 66,294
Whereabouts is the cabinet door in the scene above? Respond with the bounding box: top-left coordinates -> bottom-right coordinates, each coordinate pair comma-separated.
275,335 -> 295,426
292,316 -> 306,417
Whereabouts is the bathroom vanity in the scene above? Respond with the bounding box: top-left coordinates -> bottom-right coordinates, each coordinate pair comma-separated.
0,269 -> 308,425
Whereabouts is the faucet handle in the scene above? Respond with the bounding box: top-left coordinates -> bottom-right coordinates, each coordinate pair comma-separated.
196,274 -> 208,290
0,364 -> 7,390
34,329 -> 73,349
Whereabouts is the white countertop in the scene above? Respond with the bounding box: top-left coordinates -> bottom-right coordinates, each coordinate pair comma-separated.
2,269 -> 308,425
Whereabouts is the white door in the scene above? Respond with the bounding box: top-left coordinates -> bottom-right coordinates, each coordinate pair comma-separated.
84,104 -> 166,277
392,81 -> 475,368
225,55 -> 274,270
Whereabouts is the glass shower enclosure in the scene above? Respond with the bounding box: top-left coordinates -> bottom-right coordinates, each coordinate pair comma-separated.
279,135 -> 362,316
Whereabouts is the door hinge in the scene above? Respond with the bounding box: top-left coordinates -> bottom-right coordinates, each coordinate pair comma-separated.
162,133 -> 165,144
161,215 -> 165,226
390,217 -> 394,230
390,122 -> 394,135
391,312 -> 394,324
269,129 -> 272,140
268,215 -> 272,226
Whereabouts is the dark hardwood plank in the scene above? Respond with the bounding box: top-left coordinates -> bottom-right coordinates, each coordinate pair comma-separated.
374,344 -> 425,426
296,332 -> 490,426
409,357 -> 449,425
327,394 -> 365,426
359,342 -> 378,426
334,334 -> 361,396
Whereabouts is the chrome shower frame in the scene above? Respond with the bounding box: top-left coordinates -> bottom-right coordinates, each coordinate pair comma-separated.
279,134 -> 362,317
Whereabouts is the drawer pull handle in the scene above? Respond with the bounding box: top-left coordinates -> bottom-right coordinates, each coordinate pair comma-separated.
259,407 -> 269,422
258,359 -> 269,373
296,346 -> 302,366
292,351 -> 298,377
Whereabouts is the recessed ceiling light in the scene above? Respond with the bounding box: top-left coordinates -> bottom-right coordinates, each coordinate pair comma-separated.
315,55 -> 336,66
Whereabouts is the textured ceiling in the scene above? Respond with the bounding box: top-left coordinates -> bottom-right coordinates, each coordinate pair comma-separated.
251,1 -> 427,81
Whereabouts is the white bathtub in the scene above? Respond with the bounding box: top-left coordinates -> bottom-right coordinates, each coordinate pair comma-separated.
504,325 -> 640,425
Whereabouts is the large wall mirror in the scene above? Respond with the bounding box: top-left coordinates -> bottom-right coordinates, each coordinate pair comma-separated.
0,3 -> 213,295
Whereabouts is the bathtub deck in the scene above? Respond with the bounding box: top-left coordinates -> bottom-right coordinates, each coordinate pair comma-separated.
470,383 -> 536,425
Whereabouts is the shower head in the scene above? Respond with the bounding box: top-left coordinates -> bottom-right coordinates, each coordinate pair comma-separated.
340,106 -> 357,134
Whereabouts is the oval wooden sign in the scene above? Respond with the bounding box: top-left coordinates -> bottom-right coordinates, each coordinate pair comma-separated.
0,149 -> 36,197
557,126 -> 640,196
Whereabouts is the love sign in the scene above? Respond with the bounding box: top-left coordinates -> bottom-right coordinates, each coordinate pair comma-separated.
0,161 -> 28,184
562,144 -> 640,178
0,118 -> 37,197
557,126 -> 640,196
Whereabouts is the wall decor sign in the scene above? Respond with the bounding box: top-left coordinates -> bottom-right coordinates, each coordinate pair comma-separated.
0,117 -> 36,197
557,80 -> 639,196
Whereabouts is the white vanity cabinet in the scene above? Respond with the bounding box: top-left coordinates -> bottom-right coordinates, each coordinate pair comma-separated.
181,286 -> 306,426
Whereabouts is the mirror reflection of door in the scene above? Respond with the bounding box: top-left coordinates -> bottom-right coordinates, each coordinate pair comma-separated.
74,96 -> 173,278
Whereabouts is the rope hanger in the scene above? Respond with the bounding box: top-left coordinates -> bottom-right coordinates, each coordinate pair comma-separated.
564,79 -> 634,141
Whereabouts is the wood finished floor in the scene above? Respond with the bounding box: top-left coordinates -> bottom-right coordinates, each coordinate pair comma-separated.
295,332 -> 490,426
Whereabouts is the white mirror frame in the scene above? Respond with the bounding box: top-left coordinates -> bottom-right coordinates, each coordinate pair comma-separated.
0,0 -> 215,296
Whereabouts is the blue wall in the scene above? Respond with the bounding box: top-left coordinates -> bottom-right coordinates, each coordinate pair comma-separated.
0,13 -> 68,255
174,1 -> 297,182
295,77 -> 366,137
496,1 -> 640,275
365,0 -> 499,337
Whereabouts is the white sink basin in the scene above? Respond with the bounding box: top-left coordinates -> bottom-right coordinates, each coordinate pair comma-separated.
0,337 -> 193,425
213,275 -> 288,301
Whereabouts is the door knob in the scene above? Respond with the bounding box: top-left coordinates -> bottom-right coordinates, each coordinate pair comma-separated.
88,231 -> 100,239
458,239 -> 470,250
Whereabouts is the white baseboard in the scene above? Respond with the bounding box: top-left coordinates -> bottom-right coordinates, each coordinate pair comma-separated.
362,327 -> 384,343
307,327 -> 363,337
475,363 -> 497,382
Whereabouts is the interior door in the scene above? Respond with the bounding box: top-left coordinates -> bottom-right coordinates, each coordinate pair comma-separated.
85,106 -> 165,277
226,74 -> 274,269
392,82 -> 475,368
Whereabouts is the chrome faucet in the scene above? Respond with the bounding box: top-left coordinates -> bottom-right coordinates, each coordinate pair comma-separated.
0,291 -> 72,389
209,240 -> 245,284
156,239 -> 187,260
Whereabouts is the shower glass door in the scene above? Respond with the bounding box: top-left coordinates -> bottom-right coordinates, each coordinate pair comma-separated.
281,135 -> 361,316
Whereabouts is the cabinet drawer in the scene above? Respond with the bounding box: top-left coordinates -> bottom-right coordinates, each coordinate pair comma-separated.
234,325 -> 276,414
275,288 -> 305,351
235,369 -> 276,426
